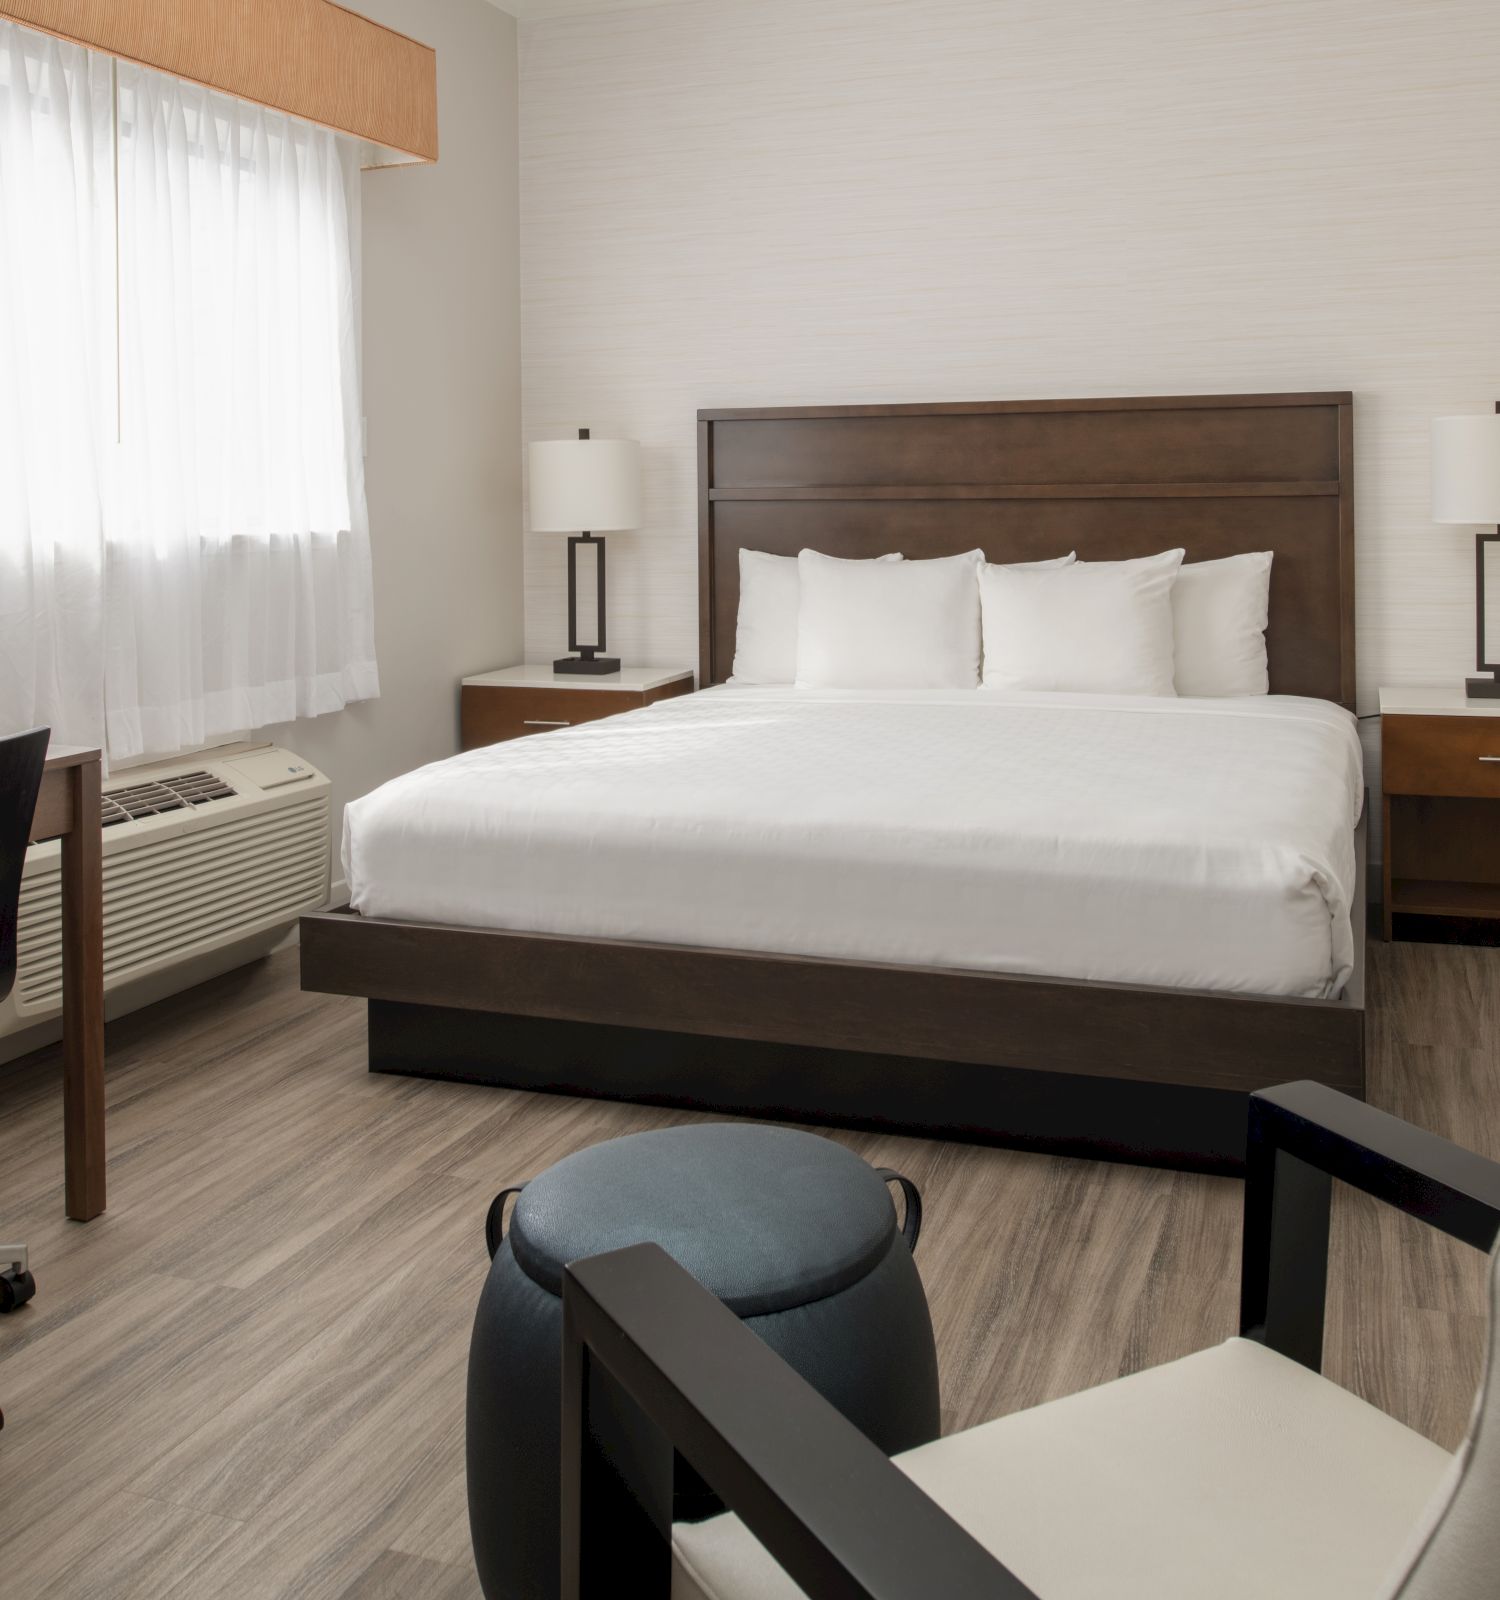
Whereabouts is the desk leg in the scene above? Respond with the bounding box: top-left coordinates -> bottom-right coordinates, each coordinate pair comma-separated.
61,758 -> 105,1221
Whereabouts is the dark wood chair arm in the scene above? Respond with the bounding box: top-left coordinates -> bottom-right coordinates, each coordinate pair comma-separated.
1239,1081 -> 1500,1370
561,1241 -> 1039,1600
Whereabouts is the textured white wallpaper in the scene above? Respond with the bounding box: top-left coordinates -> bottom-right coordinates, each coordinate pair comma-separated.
520,0 -> 1500,761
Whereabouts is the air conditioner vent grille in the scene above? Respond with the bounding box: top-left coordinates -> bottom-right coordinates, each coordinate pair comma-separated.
102,770 -> 238,827
15,789 -> 328,1013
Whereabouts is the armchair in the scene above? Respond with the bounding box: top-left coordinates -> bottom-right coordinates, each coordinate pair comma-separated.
560,1082 -> 1500,1600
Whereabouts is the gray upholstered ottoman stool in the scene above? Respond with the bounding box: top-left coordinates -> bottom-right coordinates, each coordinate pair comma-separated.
466,1123 -> 940,1600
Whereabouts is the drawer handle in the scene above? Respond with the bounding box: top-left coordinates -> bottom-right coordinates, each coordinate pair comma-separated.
1480,755 -> 1500,763
523,719 -> 570,728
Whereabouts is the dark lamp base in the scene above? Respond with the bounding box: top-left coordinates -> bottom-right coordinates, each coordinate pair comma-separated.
1466,674 -> 1500,700
554,654 -> 621,676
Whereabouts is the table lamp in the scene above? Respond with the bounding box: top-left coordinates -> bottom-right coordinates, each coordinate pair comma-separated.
528,429 -> 642,675
1432,409 -> 1500,699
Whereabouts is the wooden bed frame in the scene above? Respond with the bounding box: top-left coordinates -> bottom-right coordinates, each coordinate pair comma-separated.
301,391 -> 1362,1174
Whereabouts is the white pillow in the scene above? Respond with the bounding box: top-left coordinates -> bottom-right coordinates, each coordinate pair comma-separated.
981,548 -> 1185,695
1006,552 -> 1078,573
1172,551 -> 1273,697
730,548 -> 901,685
795,548 -> 985,690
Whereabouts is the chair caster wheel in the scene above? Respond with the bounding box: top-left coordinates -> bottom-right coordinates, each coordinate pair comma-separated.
0,1268 -> 36,1312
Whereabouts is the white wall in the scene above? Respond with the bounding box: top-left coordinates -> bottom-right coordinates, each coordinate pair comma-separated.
264,0 -> 523,849
520,0 -> 1500,763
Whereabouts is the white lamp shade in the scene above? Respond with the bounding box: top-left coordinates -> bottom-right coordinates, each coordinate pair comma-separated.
1432,415 -> 1500,524
528,437 -> 642,532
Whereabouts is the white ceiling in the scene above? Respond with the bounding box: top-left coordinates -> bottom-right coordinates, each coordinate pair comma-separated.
491,0 -> 688,19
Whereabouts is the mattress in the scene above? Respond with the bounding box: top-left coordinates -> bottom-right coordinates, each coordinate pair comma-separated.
343,687 -> 1364,1000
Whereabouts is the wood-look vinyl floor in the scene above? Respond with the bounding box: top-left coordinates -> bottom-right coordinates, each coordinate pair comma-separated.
0,939 -> 1496,1598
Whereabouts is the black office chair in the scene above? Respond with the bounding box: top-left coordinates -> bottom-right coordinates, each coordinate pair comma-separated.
0,726 -> 49,1319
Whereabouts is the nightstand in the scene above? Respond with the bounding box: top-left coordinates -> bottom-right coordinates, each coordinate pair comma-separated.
1380,685 -> 1500,939
460,664 -> 693,751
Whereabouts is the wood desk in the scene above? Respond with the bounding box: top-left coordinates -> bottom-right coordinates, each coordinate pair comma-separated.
28,746 -> 105,1221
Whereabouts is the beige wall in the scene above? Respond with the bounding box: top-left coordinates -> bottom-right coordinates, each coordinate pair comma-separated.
265,0 -> 522,877
520,0 -> 1500,800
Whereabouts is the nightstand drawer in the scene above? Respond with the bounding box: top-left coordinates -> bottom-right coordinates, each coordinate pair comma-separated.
1383,714 -> 1500,798
462,685 -> 646,748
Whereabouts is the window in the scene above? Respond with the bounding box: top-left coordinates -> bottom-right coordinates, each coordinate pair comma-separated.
0,19 -> 377,762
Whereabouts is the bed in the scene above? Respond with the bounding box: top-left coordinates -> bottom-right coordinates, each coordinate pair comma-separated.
345,688 -> 1362,1000
301,391 -> 1362,1173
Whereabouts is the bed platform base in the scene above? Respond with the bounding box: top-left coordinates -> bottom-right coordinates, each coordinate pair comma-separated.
300,875 -> 1366,1177
367,998 -> 1253,1173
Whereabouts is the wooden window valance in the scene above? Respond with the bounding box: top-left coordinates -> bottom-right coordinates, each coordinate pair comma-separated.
2,1 -> 437,165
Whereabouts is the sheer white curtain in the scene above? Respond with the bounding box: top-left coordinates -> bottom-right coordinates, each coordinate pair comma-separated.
0,25 -> 113,751
106,61 -> 377,758
0,19 -> 378,762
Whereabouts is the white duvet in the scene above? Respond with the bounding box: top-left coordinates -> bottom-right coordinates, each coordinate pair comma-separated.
343,687 -> 1364,999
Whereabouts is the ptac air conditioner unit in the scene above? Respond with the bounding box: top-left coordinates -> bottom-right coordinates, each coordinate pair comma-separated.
1,744 -> 331,1059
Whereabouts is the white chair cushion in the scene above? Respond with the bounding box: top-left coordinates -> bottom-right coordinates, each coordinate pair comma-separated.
1387,1241 -> 1500,1599
671,1337 -> 1452,1600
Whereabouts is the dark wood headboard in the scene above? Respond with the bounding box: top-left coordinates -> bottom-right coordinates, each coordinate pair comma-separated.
697,392 -> 1355,707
